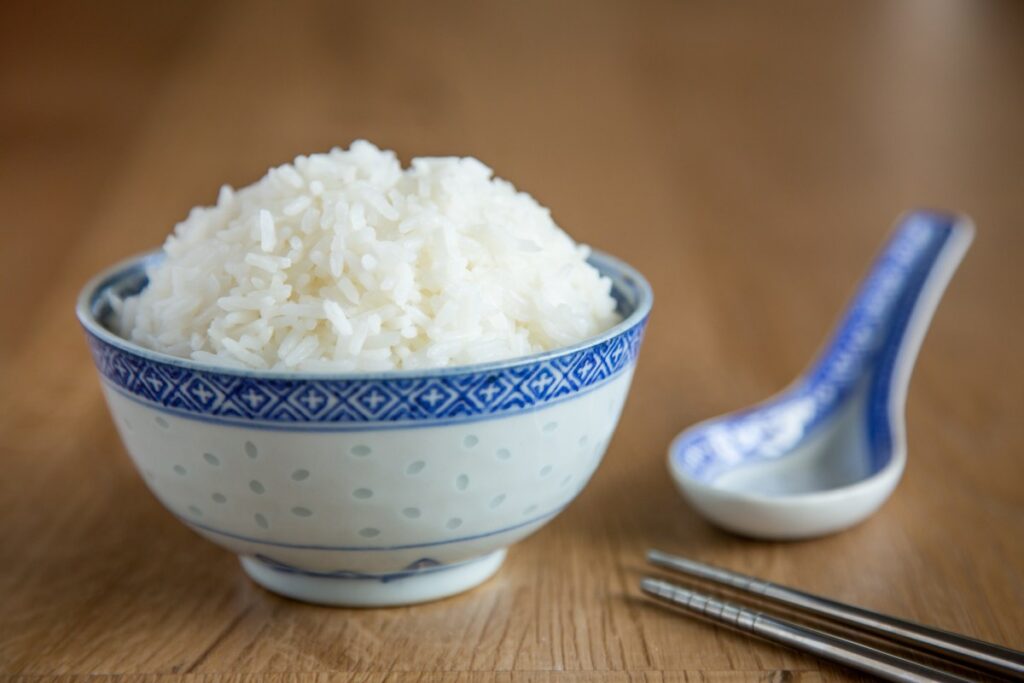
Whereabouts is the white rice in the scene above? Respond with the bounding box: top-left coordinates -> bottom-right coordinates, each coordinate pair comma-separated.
117,140 -> 620,372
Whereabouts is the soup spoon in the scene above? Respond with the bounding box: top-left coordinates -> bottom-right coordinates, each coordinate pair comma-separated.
668,211 -> 974,539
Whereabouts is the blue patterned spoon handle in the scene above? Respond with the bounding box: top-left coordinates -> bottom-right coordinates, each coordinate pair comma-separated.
802,211 -> 974,414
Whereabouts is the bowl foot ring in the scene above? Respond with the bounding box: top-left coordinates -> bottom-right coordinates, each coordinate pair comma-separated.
240,549 -> 507,607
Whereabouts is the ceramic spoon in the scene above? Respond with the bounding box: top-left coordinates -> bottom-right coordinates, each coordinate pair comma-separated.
668,211 -> 974,540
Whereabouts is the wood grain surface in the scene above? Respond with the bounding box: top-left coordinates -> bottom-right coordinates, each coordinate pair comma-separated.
1,1 -> 1022,680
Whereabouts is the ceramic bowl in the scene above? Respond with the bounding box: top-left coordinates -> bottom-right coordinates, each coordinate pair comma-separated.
76,249 -> 651,606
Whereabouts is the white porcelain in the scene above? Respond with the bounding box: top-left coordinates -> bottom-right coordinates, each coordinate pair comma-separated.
669,211 -> 974,540
78,249 -> 652,606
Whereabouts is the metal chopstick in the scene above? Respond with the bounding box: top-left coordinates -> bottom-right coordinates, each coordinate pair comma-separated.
647,549 -> 1024,679
641,578 -> 971,683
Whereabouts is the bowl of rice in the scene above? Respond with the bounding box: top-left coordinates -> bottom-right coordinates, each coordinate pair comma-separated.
76,141 -> 652,606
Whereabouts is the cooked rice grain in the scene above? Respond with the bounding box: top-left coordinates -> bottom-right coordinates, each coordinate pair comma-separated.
118,140 -> 619,371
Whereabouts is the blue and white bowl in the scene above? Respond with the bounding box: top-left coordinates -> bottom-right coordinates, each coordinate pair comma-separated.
77,250 -> 651,606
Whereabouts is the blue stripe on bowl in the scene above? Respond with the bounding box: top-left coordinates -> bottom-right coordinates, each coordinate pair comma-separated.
181,502 -> 565,551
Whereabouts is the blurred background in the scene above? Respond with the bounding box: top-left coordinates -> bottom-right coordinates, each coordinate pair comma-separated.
2,0 -> 1022,375
1,0 -> 1021,678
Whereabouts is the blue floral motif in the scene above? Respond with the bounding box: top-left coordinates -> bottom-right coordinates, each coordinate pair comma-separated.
252,553 -> 448,582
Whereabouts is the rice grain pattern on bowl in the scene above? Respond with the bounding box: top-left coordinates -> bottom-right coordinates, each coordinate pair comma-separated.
77,143 -> 652,606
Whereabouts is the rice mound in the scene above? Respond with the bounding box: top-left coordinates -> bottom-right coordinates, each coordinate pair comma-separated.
116,141 -> 620,372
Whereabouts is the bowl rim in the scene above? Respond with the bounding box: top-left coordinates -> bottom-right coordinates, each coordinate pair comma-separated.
77,247 -> 653,381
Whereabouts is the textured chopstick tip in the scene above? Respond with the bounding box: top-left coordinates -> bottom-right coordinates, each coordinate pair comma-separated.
639,576 -> 673,598
640,576 -> 698,607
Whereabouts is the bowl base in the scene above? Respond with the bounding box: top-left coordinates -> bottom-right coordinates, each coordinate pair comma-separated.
240,550 -> 507,607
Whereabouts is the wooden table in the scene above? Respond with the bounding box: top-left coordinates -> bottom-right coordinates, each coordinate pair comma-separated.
2,1 -> 1022,680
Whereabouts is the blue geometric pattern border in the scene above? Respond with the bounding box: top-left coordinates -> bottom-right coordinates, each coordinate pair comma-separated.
86,317 -> 647,427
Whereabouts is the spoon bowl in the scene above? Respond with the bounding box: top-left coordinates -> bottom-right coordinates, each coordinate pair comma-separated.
669,211 -> 974,539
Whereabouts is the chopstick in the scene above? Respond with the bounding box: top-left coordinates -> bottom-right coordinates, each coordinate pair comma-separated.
641,578 -> 971,683
647,549 -> 1024,679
